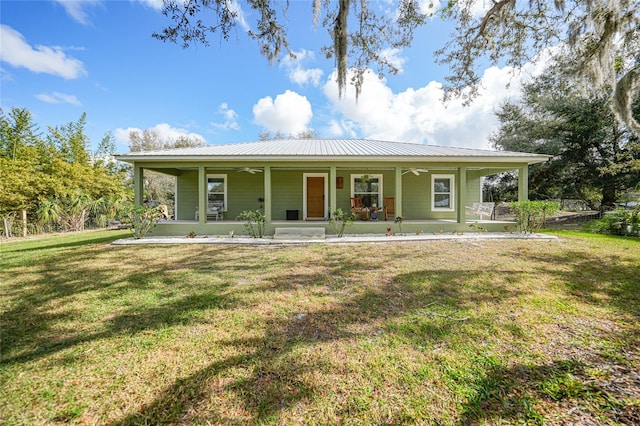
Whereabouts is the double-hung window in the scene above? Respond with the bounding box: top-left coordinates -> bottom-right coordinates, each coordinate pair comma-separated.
432,174 -> 455,211
351,174 -> 383,207
207,174 -> 227,213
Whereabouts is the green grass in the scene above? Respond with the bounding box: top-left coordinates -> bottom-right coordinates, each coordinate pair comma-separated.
1,230 -> 639,425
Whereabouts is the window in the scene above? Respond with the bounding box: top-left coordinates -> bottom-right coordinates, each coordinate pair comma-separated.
207,174 -> 227,212
351,174 -> 383,207
432,174 -> 455,211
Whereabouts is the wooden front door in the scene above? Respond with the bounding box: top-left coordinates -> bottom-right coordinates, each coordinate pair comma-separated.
306,176 -> 325,218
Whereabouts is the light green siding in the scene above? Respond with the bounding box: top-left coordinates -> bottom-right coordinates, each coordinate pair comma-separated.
401,173 -> 430,219
176,170 -> 198,220
133,160 -> 530,236
466,170 -> 483,205
226,171 -> 264,219
271,170 -> 304,220
176,169 -> 265,220
170,167 -> 489,222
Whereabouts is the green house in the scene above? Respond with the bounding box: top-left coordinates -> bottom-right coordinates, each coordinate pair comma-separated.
116,139 -> 550,236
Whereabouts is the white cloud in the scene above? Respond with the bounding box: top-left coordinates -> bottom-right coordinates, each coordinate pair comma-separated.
461,0 -> 492,18
418,0 -> 441,14
228,0 -> 250,32
114,123 -> 207,146
1,66 -> 13,82
212,103 -> 240,130
379,48 -> 406,73
0,25 -> 87,79
327,120 -> 344,137
54,0 -> 102,25
290,67 -> 324,87
136,0 -> 164,11
252,90 -> 313,134
35,92 -> 82,106
323,64 -> 535,149
281,49 -> 324,87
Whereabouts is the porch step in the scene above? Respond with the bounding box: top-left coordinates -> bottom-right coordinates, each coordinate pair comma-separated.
274,227 -> 326,240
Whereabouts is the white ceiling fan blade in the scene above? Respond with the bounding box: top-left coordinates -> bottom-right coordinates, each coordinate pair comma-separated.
238,167 -> 263,173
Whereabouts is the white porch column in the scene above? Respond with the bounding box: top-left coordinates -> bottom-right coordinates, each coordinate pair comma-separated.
264,166 -> 272,223
198,166 -> 206,224
329,165 -> 337,217
394,166 -> 402,218
518,165 -> 529,201
457,166 -> 467,224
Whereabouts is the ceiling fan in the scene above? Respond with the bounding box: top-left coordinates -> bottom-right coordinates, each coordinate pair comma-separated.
402,168 -> 429,176
237,167 -> 263,174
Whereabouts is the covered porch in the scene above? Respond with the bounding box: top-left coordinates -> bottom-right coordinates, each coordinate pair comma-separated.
133,162 -> 529,236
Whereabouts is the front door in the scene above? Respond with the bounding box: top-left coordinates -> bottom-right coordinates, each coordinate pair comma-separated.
306,176 -> 325,219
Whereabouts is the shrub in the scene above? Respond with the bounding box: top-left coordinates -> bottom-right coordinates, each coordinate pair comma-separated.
510,200 -> 560,233
394,216 -> 406,235
129,205 -> 164,239
237,210 -> 266,238
330,208 -> 358,237
587,208 -> 639,236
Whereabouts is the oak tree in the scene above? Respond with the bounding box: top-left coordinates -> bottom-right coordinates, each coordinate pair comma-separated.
154,0 -> 640,135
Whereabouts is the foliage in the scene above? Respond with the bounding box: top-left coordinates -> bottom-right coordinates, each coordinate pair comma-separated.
154,1 -> 639,130
510,200 -> 560,233
129,205 -> 164,239
126,127 -> 205,215
587,207 -> 640,236
153,0 -> 429,99
47,112 -> 91,165
0,107 -> 131,237
438,0 -> 640,136
330,208 -> 358,237
469,222 -> 488,233
394,216 -> 406,235
237,209 -> 266,238
491,73 -> 640,209
127,128 -> 206,152
0,107 -> 41,161
258,129 -> 319,141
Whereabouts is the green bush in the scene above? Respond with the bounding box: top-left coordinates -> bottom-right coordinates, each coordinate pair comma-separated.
237,210 -> 266,238
330,208 -> 358,237
129,205 -> 164,239
510,200 -> 560,233
587,208 -> 639,236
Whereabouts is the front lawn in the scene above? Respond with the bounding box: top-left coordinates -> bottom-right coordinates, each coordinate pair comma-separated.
1,231 -> 638,424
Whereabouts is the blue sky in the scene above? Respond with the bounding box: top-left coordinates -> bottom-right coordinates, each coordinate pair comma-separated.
1,0 -> 540,153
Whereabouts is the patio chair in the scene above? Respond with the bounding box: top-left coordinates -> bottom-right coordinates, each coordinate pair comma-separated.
350,197 -> 368,220
207,203 -> 223,221
384,197 -> 395,221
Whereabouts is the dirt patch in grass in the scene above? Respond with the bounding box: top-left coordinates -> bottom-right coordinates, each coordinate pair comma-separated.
1,231 -> 638,424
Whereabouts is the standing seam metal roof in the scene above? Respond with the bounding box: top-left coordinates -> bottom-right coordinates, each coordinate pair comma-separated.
116,138 -> 549,160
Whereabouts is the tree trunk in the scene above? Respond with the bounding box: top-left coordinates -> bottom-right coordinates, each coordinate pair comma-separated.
601,179 -> 618,211
22,210 -> 27,237
3,217 -> 11,238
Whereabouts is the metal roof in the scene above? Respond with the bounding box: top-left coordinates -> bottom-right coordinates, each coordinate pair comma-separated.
116,139 -> 551,164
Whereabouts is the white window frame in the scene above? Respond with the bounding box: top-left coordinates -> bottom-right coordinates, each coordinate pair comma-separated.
350,174 -> 383,208
206,174 -> 227,212
432,174 -> 455,211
